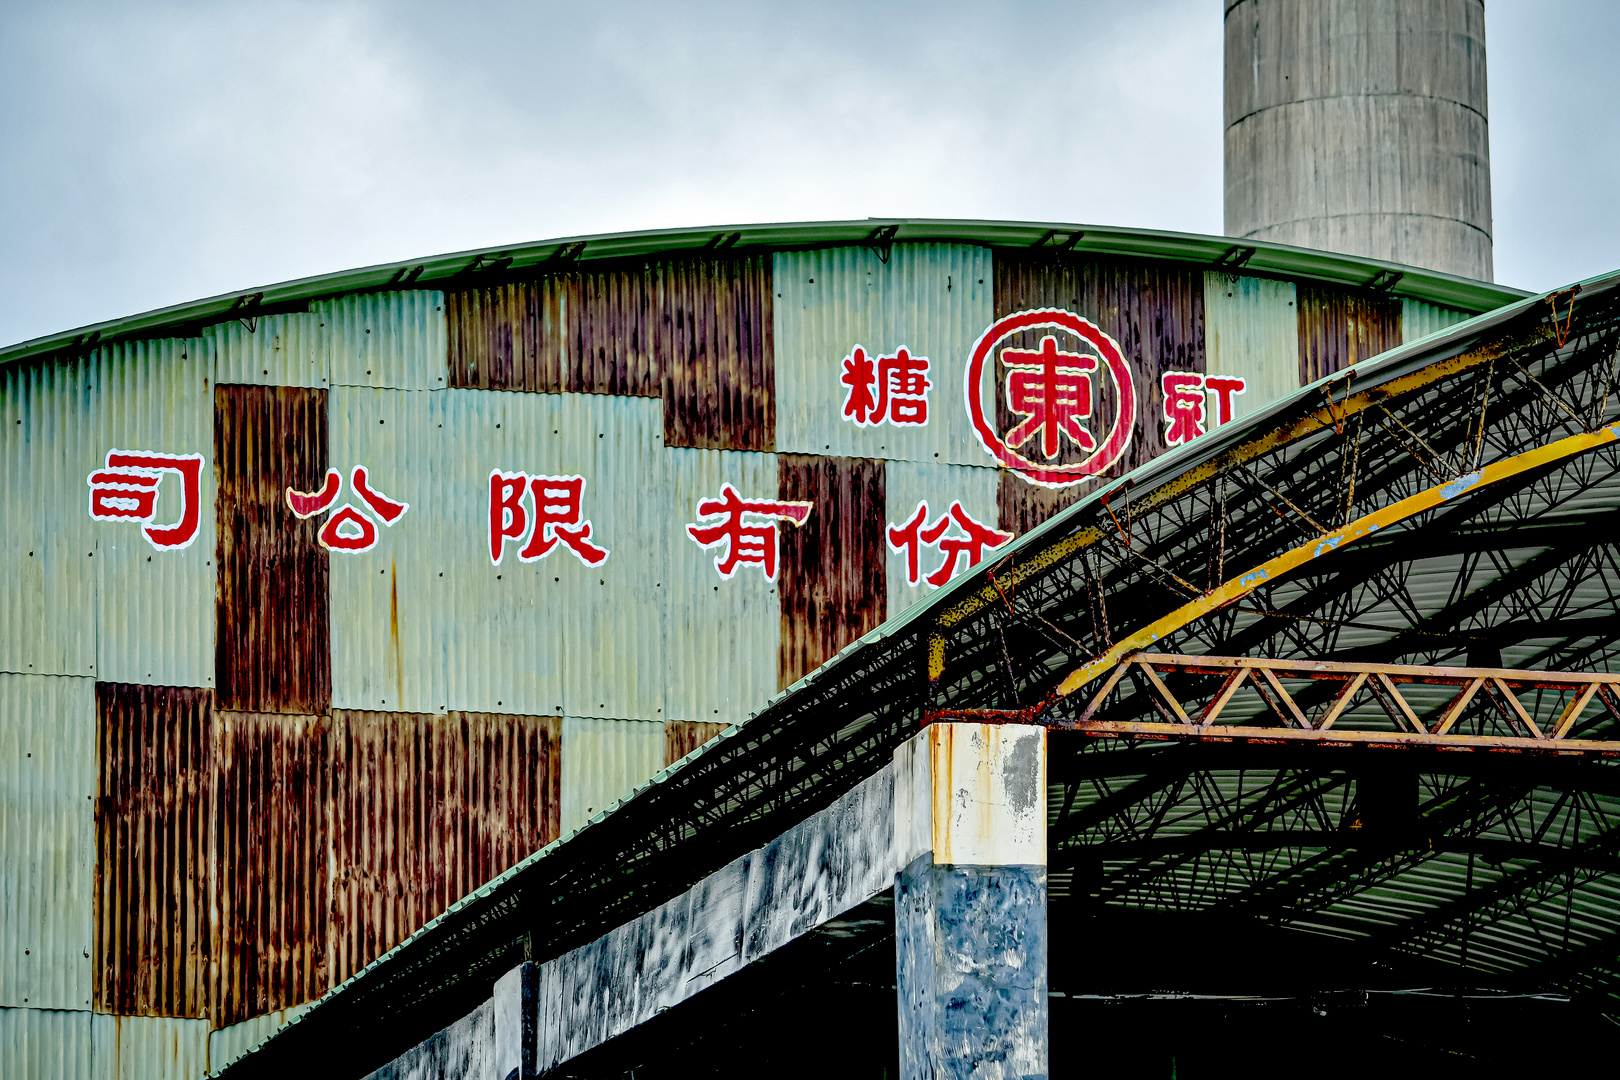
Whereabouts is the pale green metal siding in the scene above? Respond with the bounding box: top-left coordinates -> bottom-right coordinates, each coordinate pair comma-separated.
883,461 -> 1002,621
318,291 -> 448,391
0,675 -> 95,1011
1203,271 -> 1301,422
1402,298 -> 1474,343
207,313 -> 328,389
663,448 -> 780,725
775,244 -> 994,466
559,717 -> 664,836
92,1014 -> 210,1079
0,1007 -> 93,1079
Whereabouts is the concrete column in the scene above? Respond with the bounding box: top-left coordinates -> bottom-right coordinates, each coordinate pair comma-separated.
894,723 -> 1047,1080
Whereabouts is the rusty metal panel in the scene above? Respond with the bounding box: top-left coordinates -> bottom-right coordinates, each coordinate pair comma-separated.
327,388 -> 443,714
94,683 -> 212,1019
567,265 -> 658,398
776,455 -> 886,690
1402,298 -> 1473,343
662,721 -> 726,767
208,313 -> 328,389
774,244 -> 992,465
91,1013 -> 210,1080
883,461 -> 1003,620
0,675 -> 95,1011
0,354 -> 99,678
1297,285 -> 1402,386
996,472 -> 1082,538
214,385 -> 331,715
319,291 -> 449,391
328,710 -> 560,985
0,1007 -> 93,1079
662,448 -> 781,725
89,337 -> 217,689
1203,272 -> 1301,422
657,253 -> 774,451
211,711 -> 328,1027
559,717 -> 664,836
444,279 -> 565,393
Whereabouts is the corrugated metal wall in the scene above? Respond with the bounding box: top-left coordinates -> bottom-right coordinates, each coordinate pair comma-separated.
1401,298 -> 1474,343
775,243 -> 993,465
214,385 -> 331,714
883,461 -> 1003,620
1297,285 -> 1402,385
657,255 -> 774,451
319,292 -> 449,391
777,455 -> 886,689
328,710 -> 559,985
1204,272 -> 1300,423
0,675 -> 95,1011
663,720 -> 726,767
559,717 -> 663,836
95,683 -> 213,1019
0,1007 -> 94,1079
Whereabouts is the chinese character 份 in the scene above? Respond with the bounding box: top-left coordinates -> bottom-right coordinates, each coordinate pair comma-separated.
887,501 -> 1013,588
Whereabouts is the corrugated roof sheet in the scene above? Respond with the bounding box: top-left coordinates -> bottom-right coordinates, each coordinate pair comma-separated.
1203,271 -> 1300,423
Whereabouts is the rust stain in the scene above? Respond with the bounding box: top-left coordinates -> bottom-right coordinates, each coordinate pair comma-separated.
1298,285 -> 1401,385
662,720 -> 727,767
389,557 -> 402,709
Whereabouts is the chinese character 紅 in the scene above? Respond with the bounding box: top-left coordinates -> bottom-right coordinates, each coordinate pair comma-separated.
87,449 -> 204,550
286,465 -> 410,553
841,345 -> 932,427
686,484 -> 812,581
1161,372 -> 1247,446
1002,335 -> 1099,459
488,470 -> 609,567
887,500 -> 1013,588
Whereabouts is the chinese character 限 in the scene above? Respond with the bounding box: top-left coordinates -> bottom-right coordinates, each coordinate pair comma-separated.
1002,335 -> 1098,458
887,500 -> 1013,588
87,449 -> 204,551
488,470 -> 609,567
841,345 -> 932,427
286,465 -> 410,553
686,484 -> 812,581
1161,372 -> 1248,446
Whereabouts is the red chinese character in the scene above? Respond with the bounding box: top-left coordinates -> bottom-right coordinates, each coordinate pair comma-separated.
1204,375 -> 1246,426
86,449 -> 204,551
320,505 -> 378,552
887,500 -> 1012,588
288,465 -> 409,552
841,345 -> 932,427
488,470 -> 609,567
686,484 -> 812,581
287,469 -> 341,518
1002,335 -> 1098,458
1161,372 -> 1207,446
489,470 -> 529,564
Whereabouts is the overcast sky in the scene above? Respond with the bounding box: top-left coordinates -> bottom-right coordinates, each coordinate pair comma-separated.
2,0 -> 1616,349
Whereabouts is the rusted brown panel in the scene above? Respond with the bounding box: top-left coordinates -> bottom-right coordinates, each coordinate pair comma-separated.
659,253 -> 774,451
211,711 -> 328,1026
214,385 -> 331,714
1297,285 -> 1403,385
95,683 -> 213,1018
777,455 -> 886,689
993,253 -> 1206,533
326,710 -> 560,986
662,720 -> 727,767
444,280 -> 564,392
569,266 -> 658,397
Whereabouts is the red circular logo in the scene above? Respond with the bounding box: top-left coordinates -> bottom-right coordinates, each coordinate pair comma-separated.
963,309 -> 1136,488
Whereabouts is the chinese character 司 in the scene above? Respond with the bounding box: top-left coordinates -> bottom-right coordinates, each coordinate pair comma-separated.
489,471 -> 610,567
1161,372 -> 1247,447
887,501 -> 1013,588
841,345 -> 932,427
687,484 -> 812,581
286,465 -> 410,553
1002,335 -> 1098,459
87,449 -> 205,550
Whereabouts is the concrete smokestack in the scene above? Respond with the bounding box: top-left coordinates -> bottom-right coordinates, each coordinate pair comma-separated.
1224,0 -> 1493,281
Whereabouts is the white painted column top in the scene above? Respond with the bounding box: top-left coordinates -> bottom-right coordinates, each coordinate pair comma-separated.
895,722 -> 1046,868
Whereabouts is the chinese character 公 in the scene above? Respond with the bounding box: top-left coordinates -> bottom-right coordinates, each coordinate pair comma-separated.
841,345 -> 932,427
1002,335 -> 1099,458
887,500 -> 1012,588
488,471 -> 609,567
286,465 -> 410,553
87,449 -> 204,550
686,484 -> 812,581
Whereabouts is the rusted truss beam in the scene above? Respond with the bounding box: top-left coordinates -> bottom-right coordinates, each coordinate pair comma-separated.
927,654 -> 1620,755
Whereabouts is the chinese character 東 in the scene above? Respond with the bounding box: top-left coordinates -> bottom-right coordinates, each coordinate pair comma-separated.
1002,335 -> 1098,459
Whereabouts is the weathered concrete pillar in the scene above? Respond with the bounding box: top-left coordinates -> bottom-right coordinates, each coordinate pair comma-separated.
894,722 -> 1047,1080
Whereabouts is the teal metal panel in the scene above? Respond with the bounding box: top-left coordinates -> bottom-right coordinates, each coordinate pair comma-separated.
883,461 -> 1004,622
775,244 -> 994,465
663,449 -> 780,724
1402,298 -> 1473,343
0,675 -> 95,1011
207,312 -> 328,389
318,291 -> 449,391
559,717 -> 664,836
0,1007 -> 93,1080
328,388 -> 443,714
92,1013 -> 210,1080
1203,271 -> 1300,422
90,338 -> 215,688
0,355 -> 99,677
207,1005 -> 307,1075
